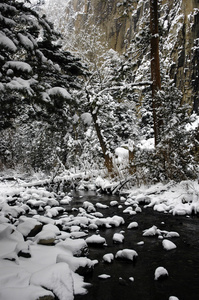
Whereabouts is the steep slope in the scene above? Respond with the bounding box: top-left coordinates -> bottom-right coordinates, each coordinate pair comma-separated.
31,0 -> 199,113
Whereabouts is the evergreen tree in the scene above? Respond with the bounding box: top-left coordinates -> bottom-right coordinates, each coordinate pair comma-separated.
0,0 -> 85,171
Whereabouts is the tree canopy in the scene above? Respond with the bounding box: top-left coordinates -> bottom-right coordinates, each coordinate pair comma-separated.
0,0 -> 85,130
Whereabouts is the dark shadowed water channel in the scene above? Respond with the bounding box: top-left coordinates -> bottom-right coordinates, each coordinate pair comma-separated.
68,190 -> 199,300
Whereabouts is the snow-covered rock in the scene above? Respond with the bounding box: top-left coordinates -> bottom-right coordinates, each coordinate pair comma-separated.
34,230 -> 56,245
103,253 -> 114,263
57,254 -> 98,273
83,201 -> 96,212
123,206 -> 136,215
115,249 -> 138,261
86,234 -> 106,246
113,233 -> 124,243
15,241 -> 31,258
98,274 -> 111,279
17,217 -> 43,237
56,238 -> 88,256
60,195 -> 73,205
30,262 -> 74,300
129,277 -> 135,282
110,200 -> 118,206
162,239 -> 177,251
143,225 -> 158,236
96,202 -> 109,209
127,222 -> 138,229
154,266 -> 169,280
164,231 -> 180,238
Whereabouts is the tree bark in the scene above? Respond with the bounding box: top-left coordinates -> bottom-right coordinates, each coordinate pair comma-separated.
150,0 -> 162,146
85,88 -> 114,174
92,112 -> 114,174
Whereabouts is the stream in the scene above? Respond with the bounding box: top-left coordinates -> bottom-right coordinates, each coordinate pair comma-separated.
68,190 -> 199,300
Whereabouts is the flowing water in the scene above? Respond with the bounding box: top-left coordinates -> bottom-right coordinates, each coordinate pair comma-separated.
70,190 -> 199,300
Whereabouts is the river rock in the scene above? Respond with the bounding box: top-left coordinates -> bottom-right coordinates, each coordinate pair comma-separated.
56,238 -> 88,256
57,253 -> 98,275
86,234 -> 106,246
34,230 -> 56,245
30,262 -> 74,300
17,217 -> 43,238
115,249 -> 138,261
154,266 -> 169,280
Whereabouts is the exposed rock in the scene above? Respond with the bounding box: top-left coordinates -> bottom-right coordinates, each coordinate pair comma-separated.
57,253 -> 97,275
15,241 -> 32,258
56,238 -> 89,256
39,0 -> 199,113
37,296 -> 55,300
34,230 -> 56,245
154,266 -> 169,280
17,217 -> 43,238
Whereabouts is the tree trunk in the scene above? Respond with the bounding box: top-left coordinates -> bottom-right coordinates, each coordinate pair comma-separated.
150,0 -> 162,146
85,87 -> 114,174
92,112 -> 114,173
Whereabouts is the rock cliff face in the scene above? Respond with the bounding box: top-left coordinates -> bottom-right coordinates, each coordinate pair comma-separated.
36,0 -> 199,112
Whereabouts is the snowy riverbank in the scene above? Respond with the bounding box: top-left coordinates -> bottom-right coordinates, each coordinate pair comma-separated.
0,172 -> 199,300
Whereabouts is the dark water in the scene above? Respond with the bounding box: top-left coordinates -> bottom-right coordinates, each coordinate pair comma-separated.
71,191 -> 199,300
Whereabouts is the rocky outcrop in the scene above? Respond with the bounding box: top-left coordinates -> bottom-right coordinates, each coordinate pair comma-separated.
35,0 -> 199,112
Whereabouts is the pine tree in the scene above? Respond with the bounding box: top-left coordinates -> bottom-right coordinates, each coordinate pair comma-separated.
0,0 -> 85,171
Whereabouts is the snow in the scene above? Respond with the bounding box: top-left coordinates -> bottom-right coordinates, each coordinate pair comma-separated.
162,239 -> 177,251
81,112 -> 92,125
127,180 -> 199,216
115,249 -> 138,261
83,201 -> 96,212
137,138 -> 154,150
85,234 -> 106,245
98,274 -> 111,279
0,176 -> 199,299
110,200 -> 118,206
114,147 -> 129,164
3,61 -> 32,73
129,277 -> 135,282
18,33 -> 34,50
127,221 -> 138,229
103,253 -> 114,263
47,87 -> 72,100
56,238 -> 88,256
17,218 -> 42,237
96,202 -> 109,209
60,195 -> 72,204
57,254 -> 98,272
154,266 -> 169,280
0,32 -> 17,52
0,224 -> 88,299
143,225 -> 157,236
30,263 -> 74,300
113,232 -> 124,243
0,285 -> 54,300
6,77 -> 36,94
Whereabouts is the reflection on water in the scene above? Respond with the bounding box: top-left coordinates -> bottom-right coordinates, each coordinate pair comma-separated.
70,191 -> 199,300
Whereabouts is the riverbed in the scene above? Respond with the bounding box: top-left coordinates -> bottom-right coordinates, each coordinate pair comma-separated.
72,190 -> 199,300
0,180 -> 199,300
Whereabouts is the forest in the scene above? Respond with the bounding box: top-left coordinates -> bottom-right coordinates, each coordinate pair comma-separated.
0,0 -> 198,183
0,1 -> 199,300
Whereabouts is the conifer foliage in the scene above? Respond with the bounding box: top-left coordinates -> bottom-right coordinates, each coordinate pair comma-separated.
0,0 -> 86,171
0,0 -> 84,130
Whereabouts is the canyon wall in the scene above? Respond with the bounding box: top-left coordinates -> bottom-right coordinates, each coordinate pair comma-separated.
38,0 -> 199,112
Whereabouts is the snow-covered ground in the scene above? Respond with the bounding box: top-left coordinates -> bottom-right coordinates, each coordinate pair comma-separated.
0,172 -> 199,300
